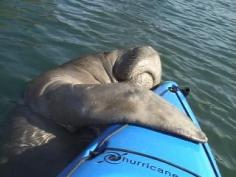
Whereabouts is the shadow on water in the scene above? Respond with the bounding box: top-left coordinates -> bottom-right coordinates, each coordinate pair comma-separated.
0,105 -> 100,177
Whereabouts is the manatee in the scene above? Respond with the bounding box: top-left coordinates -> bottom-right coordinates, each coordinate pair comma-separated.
0,46 -> 207,177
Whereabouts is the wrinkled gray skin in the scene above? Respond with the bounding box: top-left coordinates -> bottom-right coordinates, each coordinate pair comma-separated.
0,46 -> 207,177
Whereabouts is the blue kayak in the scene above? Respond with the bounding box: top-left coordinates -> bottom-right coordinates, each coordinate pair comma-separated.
58,81 -> 222,177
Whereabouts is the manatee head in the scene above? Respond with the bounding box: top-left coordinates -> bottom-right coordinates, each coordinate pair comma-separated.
113,46 -> 161,89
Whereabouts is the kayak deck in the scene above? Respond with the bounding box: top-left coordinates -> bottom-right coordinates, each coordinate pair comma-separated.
58,81 -> 221,177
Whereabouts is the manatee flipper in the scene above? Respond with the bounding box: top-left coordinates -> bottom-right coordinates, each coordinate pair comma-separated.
25,46 -> 207,143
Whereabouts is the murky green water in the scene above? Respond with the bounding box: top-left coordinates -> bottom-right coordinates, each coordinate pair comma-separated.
0,0 -> 235,176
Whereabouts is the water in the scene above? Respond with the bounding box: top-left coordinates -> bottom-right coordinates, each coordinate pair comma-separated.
0,0 -> 235,176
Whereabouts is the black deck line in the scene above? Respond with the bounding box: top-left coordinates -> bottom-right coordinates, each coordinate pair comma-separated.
105,147 -> 200,177
174,90 -> 191,119
203,144 -> 220,177
159,89 -> 169,97
174,87 -> 220,177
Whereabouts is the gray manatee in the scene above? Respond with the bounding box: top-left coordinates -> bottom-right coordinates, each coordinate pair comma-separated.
0,46 -> 207,177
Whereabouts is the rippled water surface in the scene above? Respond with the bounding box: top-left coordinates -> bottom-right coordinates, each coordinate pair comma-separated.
0,0 -> 235,176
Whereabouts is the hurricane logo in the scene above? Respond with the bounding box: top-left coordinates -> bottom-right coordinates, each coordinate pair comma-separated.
97,151 -> 128,164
